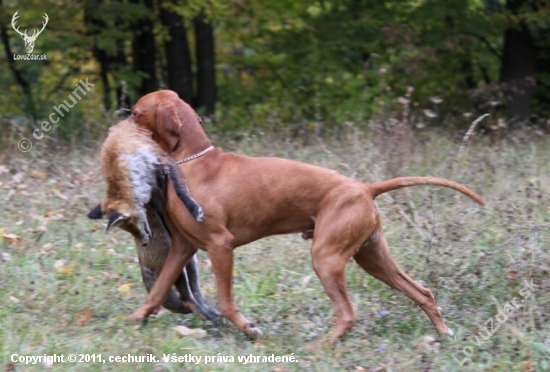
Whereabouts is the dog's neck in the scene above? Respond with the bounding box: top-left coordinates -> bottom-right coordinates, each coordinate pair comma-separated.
176,145 -> 215,164
174,123 -> 213,161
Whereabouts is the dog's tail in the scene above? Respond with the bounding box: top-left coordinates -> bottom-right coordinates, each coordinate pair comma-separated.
165,160 -> 205,222
368,176 -> 485,206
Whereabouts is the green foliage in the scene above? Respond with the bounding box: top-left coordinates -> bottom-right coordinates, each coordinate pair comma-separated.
1,0 -> 549,139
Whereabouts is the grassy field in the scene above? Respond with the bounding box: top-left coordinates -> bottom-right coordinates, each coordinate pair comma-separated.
1,127 -> 549,371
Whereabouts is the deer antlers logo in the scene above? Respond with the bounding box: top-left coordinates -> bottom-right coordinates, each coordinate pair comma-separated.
11,10 -> 49,54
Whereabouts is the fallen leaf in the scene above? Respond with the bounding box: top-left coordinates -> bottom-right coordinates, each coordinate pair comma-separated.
12,172 -> 25,183
53,189 -> 68,200
173,325 -> 207,338
57,267 -> 74,275
2,234 -> 20,245
302,275 -> 312,287
415,335 -> 441,354
42,359 -> 54,368
2,252 -> 12,261
41,243 -> 54,253
76,307 -> 91,326
506,269 -> 518,281
153,364 -> 165,372
304,343 -> 322,352
9,296 -> 20,304
118,283 -> 134,293
54,260 -> 66,270
30,170 -> 48,180
514,361 -> 533,371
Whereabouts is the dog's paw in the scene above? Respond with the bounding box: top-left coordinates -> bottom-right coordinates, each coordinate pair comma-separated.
244,323 -> 263,340
126,308 -> 151,323
446,328 -> 455,340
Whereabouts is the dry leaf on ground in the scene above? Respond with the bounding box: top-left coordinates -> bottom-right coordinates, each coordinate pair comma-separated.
76,307 -> 91,326
173,325 -> 207,338
2,234 -> 20,245
30,170 -> 48,180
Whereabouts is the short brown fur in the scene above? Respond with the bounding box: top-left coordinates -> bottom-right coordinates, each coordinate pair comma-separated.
128,90 -> 485,341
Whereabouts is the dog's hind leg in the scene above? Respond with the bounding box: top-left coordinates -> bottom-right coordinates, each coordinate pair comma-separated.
353,231 -> 454,338
311,243 -> 357,341
310,202 -> 371,341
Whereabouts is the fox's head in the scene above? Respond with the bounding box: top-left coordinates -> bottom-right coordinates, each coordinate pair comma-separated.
87,200 -> 152,245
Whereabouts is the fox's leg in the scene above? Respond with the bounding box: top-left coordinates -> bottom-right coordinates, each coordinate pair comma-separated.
128,232 -> 197,321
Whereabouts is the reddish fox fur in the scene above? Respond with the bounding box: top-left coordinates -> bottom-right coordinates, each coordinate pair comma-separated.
89,120 -> 203,244
88,119 -> 218,320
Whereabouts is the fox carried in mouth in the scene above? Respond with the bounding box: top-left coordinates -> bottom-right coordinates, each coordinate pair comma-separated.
89,120 -> 204,244
88,120 -> 218,320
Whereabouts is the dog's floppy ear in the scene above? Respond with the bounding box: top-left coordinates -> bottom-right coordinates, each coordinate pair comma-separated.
87,204 -> 103,219
106,210 -> 127,232
156,102 -> 182,152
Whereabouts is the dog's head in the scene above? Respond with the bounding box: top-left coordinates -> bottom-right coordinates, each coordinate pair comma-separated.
88,200 -> 152,245
130,90 -> 205,154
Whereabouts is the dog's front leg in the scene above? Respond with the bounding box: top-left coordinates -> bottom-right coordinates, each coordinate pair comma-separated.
207,241 -> 263,339
128,233 -> 197,322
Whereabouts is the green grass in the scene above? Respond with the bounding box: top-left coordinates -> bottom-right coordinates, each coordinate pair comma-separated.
1,128 -> 549,371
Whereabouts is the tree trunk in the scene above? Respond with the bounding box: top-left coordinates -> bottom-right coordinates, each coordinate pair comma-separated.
194,13 -> 217,115
131,0 -> 158,97
159,0 -> 193,104
112,0 -> 131,109
533,31 -> 550,118
499,0 -> 538,123
84,0 -> 111,110
114,43 -> 131,110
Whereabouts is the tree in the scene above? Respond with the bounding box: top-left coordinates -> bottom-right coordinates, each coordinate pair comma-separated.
84,0 -> 112,109
499,0 -> 538,123
159,0 -> 193,104
194,12 -> 216,115
131,0 -> 158,98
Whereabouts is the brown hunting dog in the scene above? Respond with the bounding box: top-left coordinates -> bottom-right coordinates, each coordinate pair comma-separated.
88,120 -> 218,320
127,90 -> 485,341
